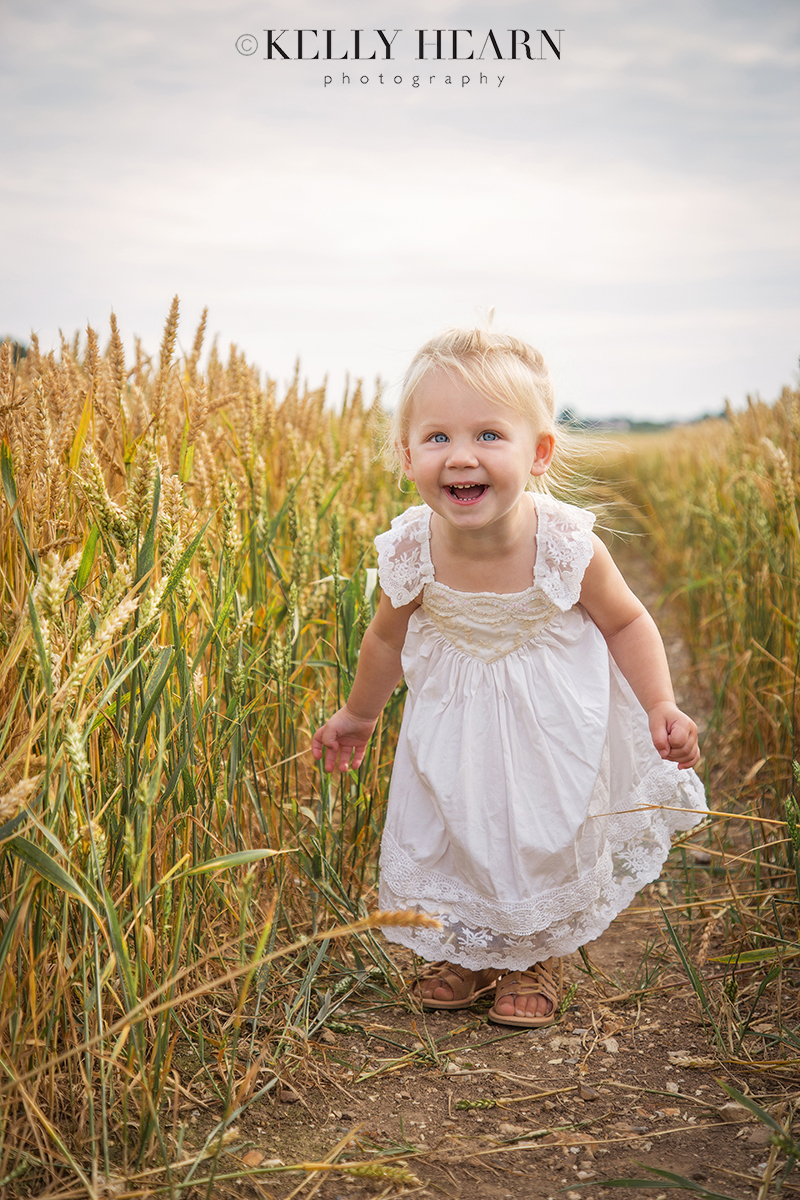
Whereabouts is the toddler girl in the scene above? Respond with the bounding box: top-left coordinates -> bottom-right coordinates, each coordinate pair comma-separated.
312,328 -> 708,1027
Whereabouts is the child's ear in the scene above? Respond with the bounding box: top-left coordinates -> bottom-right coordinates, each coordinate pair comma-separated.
530,433 -> 555,477
399,442 -> 415,480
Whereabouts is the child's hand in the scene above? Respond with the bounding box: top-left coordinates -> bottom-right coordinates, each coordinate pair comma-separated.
312,707 -> 378,773
648,702 -> 700,770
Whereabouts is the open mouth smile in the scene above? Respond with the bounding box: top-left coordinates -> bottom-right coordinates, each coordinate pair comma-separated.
446,483 -> 488,503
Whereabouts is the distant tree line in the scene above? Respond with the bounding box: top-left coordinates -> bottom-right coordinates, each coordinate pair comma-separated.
557,406 -> 727,433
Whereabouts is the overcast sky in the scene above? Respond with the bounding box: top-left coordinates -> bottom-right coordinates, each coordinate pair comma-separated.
2,0 -> 798,419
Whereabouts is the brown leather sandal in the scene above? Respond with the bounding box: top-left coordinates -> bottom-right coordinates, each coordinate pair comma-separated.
410,961 -> 500,1010
487,958 -> 562,1027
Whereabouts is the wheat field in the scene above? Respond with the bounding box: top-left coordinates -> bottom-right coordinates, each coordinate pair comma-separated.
0,302 -> 797,1195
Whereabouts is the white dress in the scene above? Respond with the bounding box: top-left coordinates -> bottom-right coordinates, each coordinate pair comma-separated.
375,495 -> 709,971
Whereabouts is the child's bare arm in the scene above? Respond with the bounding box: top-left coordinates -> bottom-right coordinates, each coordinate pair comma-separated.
580,535 -> 700,770
312,592 -> 419,772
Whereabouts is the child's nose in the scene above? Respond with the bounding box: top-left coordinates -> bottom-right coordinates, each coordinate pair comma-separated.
445,439 -> 479,467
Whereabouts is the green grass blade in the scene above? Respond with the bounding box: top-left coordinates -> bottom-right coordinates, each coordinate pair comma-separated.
594,1163 -> 738,1200
27,593 -> 52,695
717,1081 -> 786,1135
134,646 -> 175,741
9,837 -> 99,916
710,947 -> 798,964
101,884 -> 143,1048
659,903 -> 725,1049
161,523 -> 210,608
1,439 -> 37,574
74,523 -> 100,591
185,848 -> 289,876
135,464 -> 160,586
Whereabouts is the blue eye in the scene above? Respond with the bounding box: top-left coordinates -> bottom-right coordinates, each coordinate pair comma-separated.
431,433 -> 449,443
479,431 -> 499,441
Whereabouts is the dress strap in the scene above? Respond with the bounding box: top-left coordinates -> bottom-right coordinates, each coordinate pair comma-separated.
533,495 -> 596,610
374,505 -> 434,608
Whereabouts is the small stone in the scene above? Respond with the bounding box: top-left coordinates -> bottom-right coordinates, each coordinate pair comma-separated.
602,1037 -> 619,1055
396,1090 -> 411,1099
746,1127 -> 771,1147
666,1082 -> 680,1094
718,1102 -> 750,1123
318,1028 -> 337,1044
579,1084 -> 599,1101
498,1122 -> 528,1137
241,1151 -> 265,1167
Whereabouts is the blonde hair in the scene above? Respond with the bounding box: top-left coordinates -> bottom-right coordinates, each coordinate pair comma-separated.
386,327 -> 581,497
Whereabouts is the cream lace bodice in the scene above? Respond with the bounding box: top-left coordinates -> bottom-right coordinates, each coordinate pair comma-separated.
419,585 -> 556,663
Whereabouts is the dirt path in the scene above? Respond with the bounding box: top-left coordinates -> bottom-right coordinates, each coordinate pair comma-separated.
227,920 -> 782,1200
208,548 -> 786,1199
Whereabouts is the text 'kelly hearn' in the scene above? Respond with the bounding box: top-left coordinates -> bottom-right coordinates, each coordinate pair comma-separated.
234,29 -> 564,62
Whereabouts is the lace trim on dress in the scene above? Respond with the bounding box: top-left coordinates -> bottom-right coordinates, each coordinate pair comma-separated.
533,495 -> 596,612
374,498 -> 596,612
378,766 -> 707,972
374,506 -> 434,608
